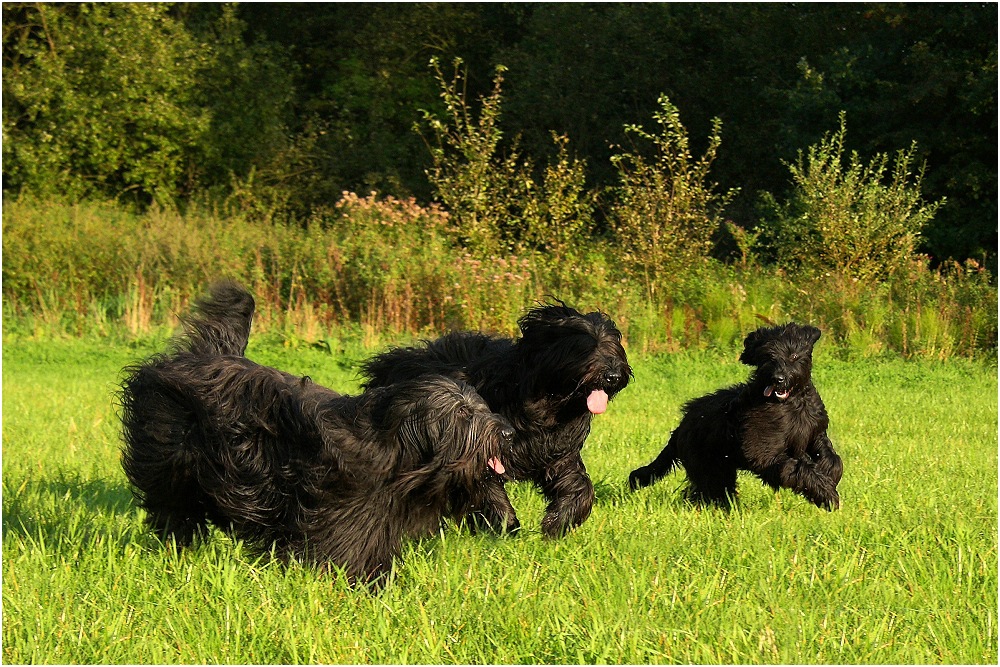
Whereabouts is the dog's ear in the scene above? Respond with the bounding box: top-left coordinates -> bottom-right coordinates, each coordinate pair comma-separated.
739,328 -> 769,366
803,324 -> 821,346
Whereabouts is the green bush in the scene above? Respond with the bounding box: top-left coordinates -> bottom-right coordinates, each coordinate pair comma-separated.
760,113 -> 944,281
419,58 -> 597,263
4,195 -> 994,359
3,4 -> 292,206
419,58 -> 528,254
610,95 -> 738,299
3,4 -> 208,203
521,133 -> 596,266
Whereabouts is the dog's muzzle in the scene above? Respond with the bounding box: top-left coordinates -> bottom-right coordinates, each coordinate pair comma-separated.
587,369 -> 627,415
764,374 -> 791,401
487,425 -> 515,475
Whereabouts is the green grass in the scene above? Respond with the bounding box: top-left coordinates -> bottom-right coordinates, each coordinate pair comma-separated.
2,336 -> 997,664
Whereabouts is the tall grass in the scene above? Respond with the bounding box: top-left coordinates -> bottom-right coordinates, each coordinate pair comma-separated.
2,337 -> 996,663
2,196 -> 995,359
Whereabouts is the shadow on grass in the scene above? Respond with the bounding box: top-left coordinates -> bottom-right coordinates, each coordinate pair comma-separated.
1,474 -> 135,542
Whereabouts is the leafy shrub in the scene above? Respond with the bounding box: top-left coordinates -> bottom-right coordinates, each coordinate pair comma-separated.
610,95 -> 738,298
419,58 -> 596,262
419,57 -> 529,254
3,4 -> 208,204
521,133 -> 596,266
760,113 -> 944,281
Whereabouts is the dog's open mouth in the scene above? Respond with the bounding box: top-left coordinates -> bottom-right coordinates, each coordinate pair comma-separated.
488,456 -> 506,475
586,389 -> 609,414
764,385 -> 791,401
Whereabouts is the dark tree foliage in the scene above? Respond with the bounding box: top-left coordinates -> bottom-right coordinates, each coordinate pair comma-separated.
2,2 -> 292,206
2,2 -> 994,267
497,3 -> 995,266
783,4 -> 997,267
234,3 -> 528,203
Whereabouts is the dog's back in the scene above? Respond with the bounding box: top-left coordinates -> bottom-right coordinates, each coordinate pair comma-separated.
361,331 -> 509,389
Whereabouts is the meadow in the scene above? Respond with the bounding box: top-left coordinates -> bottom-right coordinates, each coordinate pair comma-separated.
2,334 -> 996,664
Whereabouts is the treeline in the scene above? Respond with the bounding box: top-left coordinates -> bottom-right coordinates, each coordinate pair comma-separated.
3,3 -> 997,268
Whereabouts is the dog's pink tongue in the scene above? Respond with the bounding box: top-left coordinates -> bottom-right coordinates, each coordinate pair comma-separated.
764,385 -> 774,397
488,457 -> 505,475
587,389 -> 609,415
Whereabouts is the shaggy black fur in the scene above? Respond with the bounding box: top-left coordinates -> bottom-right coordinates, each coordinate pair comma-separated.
629,323 -> 843,510
360,301 -> 632,537
118,282 -> 513,587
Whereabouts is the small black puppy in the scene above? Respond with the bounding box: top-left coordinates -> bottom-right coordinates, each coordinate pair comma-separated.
361,301 -> 632,537
629,323 -> 842,510
119,282 -> 513,587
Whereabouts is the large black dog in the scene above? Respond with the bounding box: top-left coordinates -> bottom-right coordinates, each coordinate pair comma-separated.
629,323 -> 842,510
361,301 -> 632,537
119,283 -> 513,587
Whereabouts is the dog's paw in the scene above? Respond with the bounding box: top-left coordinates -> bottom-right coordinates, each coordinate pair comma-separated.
541,508 -> 587,539
628,467 -> 651,491
502,515 -> 522,535
817,457 -> 844,486
540,515 -> 565,539
816,489 -> 840,511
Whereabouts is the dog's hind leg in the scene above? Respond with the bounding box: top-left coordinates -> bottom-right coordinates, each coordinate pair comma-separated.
628,435 -> 680,490
120,368 -> 218,546
685,464 -> 738,510
144,503 -> 210,547
130,442 -> 214,546
538,452 -> 594,538
303,495 -> 405,589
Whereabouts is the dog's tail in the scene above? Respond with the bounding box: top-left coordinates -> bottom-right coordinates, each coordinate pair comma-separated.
175,281 -> 255,357
628,433 -> 680,491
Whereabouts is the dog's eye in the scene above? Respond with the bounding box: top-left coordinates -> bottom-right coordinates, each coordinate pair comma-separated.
790,354 -> 799,361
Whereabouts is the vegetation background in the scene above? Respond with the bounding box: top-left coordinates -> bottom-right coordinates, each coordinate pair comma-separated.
3,4 -> 996,268
2,3 -> 997,357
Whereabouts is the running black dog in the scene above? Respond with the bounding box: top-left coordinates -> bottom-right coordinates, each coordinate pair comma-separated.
629,323 -> 842,510
118,282 -> 512,587
361,301 -> 632,537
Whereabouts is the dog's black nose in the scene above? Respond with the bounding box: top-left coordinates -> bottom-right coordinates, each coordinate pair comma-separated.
603,370 -> 622,387
773,373 -> 787,386
500,426 -> 515,440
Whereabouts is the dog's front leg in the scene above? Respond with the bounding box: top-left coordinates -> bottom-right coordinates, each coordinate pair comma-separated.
808,432 -> 843,485
766,454 -> 840,511
538,452 -> 594,538
465,477 -> 520,535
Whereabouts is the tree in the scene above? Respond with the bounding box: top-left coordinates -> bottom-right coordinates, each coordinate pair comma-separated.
775,4 -> 997,266
2,3 -> 293,206
3,3 -> 209,203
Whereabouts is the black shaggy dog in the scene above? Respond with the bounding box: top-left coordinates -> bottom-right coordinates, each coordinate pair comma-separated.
118,282 -> 513,587
629,323 -> 842,511
361,301 -> 632,538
